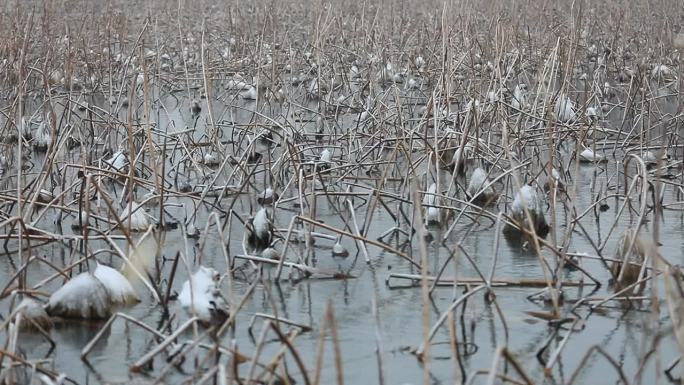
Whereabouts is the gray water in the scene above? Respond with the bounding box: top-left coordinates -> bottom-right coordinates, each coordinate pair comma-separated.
1,81 -> 684,385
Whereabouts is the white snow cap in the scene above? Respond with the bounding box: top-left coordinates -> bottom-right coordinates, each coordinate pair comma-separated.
511,185 -> 542,216
579,147 -> 604,162
94,263 -> 139,305
253,207 -> 270,240
178,266 -> 225,322
47,273 -> 112,319
467,168 -> 494,198
555,94 -> 576,123
120,201 -> 149,231
320,148 -> 332,163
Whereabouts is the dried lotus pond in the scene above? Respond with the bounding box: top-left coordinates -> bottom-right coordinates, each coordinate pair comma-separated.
1,0 -> 684,384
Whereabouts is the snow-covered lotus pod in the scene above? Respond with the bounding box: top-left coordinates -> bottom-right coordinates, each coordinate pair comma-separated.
611,228 -> 655,289
486,90 -> 499,104
586,106 -> 600,123
121,231 -> 158,282
226,80 -> 251,90
320,148 -> 331,163
554,95 -> 576,123
0,155 -> 7,178
317,149 -> 332,172
579,148 -> 606,163
93,263 -> 139,305
617,68 -> 634,83
392,72 -> 405,83
185,222 -> 200,238
203,152 -> 219,166
466,168 -> 496,205
242,86 -> 258,100
257,187 -> 278,205
142,189 -> 160,207
511,185 -> 543,217
415,56 -> 425,70
179,266 -> 228,324
271,88 -> 286,104
651,64 -> 675,82
261,247 -> 281,260
136,73 -> 146,87
71,210 -> 90,231
464,99 -> 480,112
544,168 -> 565,192
449,143 -> 474,177
49,69 -> 63,85
350,64 -> 361,79
243,207 -> 273,254
34,121 -> 51,152
423,183 -> 440,225
376,62 -> 394,83
505,185 -> 549,238
107,150 -> 128,173
36,189 -> 55,204
332,241 -> 349,258
46,272 -> 112,319
190,99 -> 201,116
120,202 -> 150,231
18,117 -> 31,141
642,150 -> 668,165
308,78 -> 328,95
253,208 -> 271,241
675,33 -> 684,50
12,297 -> 52,331
587,44 -> 598,60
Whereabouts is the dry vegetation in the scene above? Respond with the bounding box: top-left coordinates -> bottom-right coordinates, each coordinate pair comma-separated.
1,0 -> 684,383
